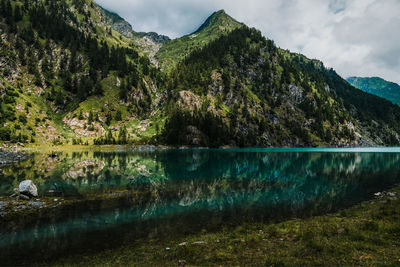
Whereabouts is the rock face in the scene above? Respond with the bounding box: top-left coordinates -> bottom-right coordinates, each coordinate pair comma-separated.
63,117 -> 106,137
138,32 -> 170,44
19,180 -> 38,197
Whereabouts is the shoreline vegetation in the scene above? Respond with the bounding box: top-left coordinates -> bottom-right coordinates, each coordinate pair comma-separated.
2,143 -> 399,153
43,186 -> 400,266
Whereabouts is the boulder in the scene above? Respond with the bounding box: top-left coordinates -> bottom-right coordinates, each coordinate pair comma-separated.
19,180 -> 38,197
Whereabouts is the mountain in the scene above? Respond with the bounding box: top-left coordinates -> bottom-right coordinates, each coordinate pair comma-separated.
347,77 -> 400,106
1,0 -> 400,147
155,10 -> 243,71
161,28 -> 400,147
99,5 -> 170,64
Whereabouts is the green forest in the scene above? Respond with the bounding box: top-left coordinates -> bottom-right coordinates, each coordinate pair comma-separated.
1,0 -> 400,147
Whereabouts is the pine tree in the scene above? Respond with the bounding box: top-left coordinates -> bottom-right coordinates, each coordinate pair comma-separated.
118,125 -> 128,144
106,129 -> 114,144
14,4 -> 22,22
88,111 -> 93,124
115,110 -> 122,121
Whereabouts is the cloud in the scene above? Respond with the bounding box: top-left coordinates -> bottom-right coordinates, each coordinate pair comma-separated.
95,0 -> 400,84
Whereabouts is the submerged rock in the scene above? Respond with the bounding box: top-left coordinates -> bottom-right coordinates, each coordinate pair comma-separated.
19,194 -> 30,201
19,180 -> 38,197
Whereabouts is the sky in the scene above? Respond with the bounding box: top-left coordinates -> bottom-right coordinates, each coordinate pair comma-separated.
96,0 -> 400,84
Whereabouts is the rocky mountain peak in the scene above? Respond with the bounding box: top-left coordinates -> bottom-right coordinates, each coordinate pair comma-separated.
193,9 -> 242,34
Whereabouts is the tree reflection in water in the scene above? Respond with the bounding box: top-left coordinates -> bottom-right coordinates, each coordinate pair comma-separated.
1,148 -> 400,264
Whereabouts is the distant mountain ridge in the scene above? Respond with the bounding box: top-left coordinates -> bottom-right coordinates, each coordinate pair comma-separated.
347,77 -> 400,106
99,5 -> 170,43
99,5 -> 170,64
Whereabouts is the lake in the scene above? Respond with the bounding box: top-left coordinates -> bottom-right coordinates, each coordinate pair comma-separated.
1,147 -> 400,263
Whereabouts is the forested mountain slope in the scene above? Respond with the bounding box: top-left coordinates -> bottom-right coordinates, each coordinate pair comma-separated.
161,28 -> 400,147
347,77 -> 400,106
155,10 -> 243,72
0,0 -> 162,145
0,1 -> 399,147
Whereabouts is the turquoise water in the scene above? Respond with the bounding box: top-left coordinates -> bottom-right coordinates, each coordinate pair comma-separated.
1,147 -> 400,263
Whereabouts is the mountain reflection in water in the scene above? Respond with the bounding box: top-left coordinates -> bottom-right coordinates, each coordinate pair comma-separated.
1,148 -> 400,263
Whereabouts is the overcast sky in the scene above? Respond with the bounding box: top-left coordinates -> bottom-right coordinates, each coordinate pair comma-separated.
96,0 -> 400,84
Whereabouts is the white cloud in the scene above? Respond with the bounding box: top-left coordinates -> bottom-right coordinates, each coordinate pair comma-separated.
95,0 -> 400,84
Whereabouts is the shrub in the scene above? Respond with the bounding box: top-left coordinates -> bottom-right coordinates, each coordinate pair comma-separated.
3,107 -> 16,121
19,115 -> 28,124
115,110 -> 122,121
6,87 -> 19,97
0,127 -> 11,141
361,220 -> 379,232
3,95 -> 15,104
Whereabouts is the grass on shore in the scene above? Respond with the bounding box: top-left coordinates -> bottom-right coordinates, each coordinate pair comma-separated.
46,187 -> 400,266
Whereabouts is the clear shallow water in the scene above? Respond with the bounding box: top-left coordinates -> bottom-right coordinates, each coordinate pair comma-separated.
1,147 -> 400,263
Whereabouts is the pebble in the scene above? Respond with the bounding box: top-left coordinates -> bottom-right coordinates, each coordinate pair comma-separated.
0,201 -> 7,209
29,201 -> 44,208
178,260 -> 187,266
192,241 -> 206,245
337,228 -> 345,234
374,191 -> 398,199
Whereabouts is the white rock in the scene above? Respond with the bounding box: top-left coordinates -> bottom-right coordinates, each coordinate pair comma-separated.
19,180 -> 38,197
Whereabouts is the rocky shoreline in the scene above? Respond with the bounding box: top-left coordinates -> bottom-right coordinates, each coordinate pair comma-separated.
0,150 -> 32,166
